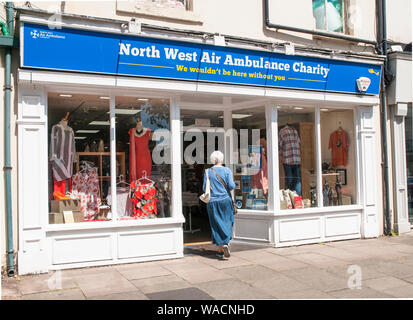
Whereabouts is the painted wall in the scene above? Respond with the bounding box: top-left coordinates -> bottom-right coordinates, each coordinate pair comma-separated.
15,0 -> 378,53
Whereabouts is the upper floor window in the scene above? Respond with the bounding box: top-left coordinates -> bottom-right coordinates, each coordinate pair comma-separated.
134,0 -> 189,10
312,0 -> 345,33
117,0 -> 198,23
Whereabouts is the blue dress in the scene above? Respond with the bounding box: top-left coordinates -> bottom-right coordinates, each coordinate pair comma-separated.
202,166 -> 236,246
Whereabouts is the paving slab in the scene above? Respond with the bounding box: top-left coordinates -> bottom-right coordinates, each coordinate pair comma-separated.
145,287 -> 214,300
17,271 -> 78,295
114,262 -> 172,280
324,263 -> 389,281
249,274 -> 311,298
273,289 -> 335,299
1,277 -> 21,299
328,287 -> 394,299
382,285 -> 413,298
196,278 -> 273,300
131,274 -> 192,294
88,290 -> 148,300
280,267 -> 348,292
367,261 -> 413,280
21,288 -> 85,300
72,270 -> 137,298
287,252 -> 347,268
194,254 -> 254,270
221,265 -> 283,284
163,260 -> 233,284
364,276 -> 412,292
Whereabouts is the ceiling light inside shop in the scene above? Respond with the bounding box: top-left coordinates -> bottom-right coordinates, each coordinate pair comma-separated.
219,114 -> 252,119
88,121 -> 111,126
106,109 -> 142,115
99,96 -> 110,100
59,94 -> 73,98
76,129 -> 100,134
320,108 -> 329,112
74,136 -> 87,140
293,107 -> 304,110
137,98 -> 149,101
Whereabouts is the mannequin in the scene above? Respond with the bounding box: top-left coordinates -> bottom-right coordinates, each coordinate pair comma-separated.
279,122 -> 301,195
50,112 -> 76,200
128,116 -> 153,182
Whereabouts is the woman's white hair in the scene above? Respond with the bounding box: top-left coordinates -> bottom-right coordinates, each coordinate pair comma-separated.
210,150 -> 224,165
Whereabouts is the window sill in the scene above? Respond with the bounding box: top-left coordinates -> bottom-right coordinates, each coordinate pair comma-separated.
235,205 -> 363,218
45,216 -> 185,232
116,2 -> 202,24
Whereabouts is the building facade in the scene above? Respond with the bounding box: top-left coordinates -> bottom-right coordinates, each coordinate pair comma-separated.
0,0 -> 410,275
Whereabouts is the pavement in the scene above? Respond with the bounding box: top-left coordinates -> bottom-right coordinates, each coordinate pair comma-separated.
2,232 -> 413,300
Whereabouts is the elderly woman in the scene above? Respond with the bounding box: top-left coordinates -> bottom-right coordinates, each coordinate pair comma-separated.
203,150 -> 235,259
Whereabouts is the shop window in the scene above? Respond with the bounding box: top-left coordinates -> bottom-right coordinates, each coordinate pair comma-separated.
135,0 -> 189,10
115,96 -> 172,220
232,107 -> 268,211
47,94 -> 172,224
312,0 -> 345,33
320,108 -> 356,207
278,106 -> 317,210
48,93 -> 111,224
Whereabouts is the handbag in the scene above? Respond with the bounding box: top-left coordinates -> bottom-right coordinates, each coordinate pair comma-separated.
199,169 -> 211,203
210,167 -> 238,215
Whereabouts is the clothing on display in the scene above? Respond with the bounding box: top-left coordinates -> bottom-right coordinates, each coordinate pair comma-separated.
251,150 -> 268,194
129,128 -> 152,182
283,164 -> 302,195
71,169 -> 101,220
53,178 -> 72,196
106,186 -> 133,217
50,119 -> 77,200
279,125 -> 301,165
328,128 -> 349,167
129,179 -> 158,219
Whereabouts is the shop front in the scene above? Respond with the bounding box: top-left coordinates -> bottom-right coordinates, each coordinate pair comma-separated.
16,12 -> 383,275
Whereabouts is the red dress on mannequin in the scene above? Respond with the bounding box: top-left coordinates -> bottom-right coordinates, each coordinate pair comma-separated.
129,128 -> 152,182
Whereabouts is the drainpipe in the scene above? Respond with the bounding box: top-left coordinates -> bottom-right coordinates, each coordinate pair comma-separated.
377,0 -> 392,236
4,1 -> 14,276
263,0 -> 377,46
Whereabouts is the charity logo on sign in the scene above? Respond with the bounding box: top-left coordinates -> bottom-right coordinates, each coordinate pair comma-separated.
30,30 -> 39,39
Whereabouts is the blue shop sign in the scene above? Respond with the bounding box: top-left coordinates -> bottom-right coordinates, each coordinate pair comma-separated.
22,23 -> 382,95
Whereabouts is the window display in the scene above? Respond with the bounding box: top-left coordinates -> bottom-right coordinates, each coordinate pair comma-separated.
278,106 -> 316,210
232,107 -> 268,211
47,94 -> 172,224
320,108 -> 356,206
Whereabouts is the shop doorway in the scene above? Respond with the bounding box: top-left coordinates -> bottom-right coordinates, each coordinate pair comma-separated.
180,108 -> 224,245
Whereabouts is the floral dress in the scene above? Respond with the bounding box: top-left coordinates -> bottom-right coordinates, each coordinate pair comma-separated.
71,170 -> 101,220
129,180 -> 158,219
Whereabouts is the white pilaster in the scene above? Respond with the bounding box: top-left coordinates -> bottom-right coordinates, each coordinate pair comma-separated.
17,85 -> 49,274
359,106 -> 380,238
170,96 -> 183,219
391,103 -> 411,233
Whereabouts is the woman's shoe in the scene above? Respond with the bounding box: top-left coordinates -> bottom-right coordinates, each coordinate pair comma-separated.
222,244 -> 230,258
